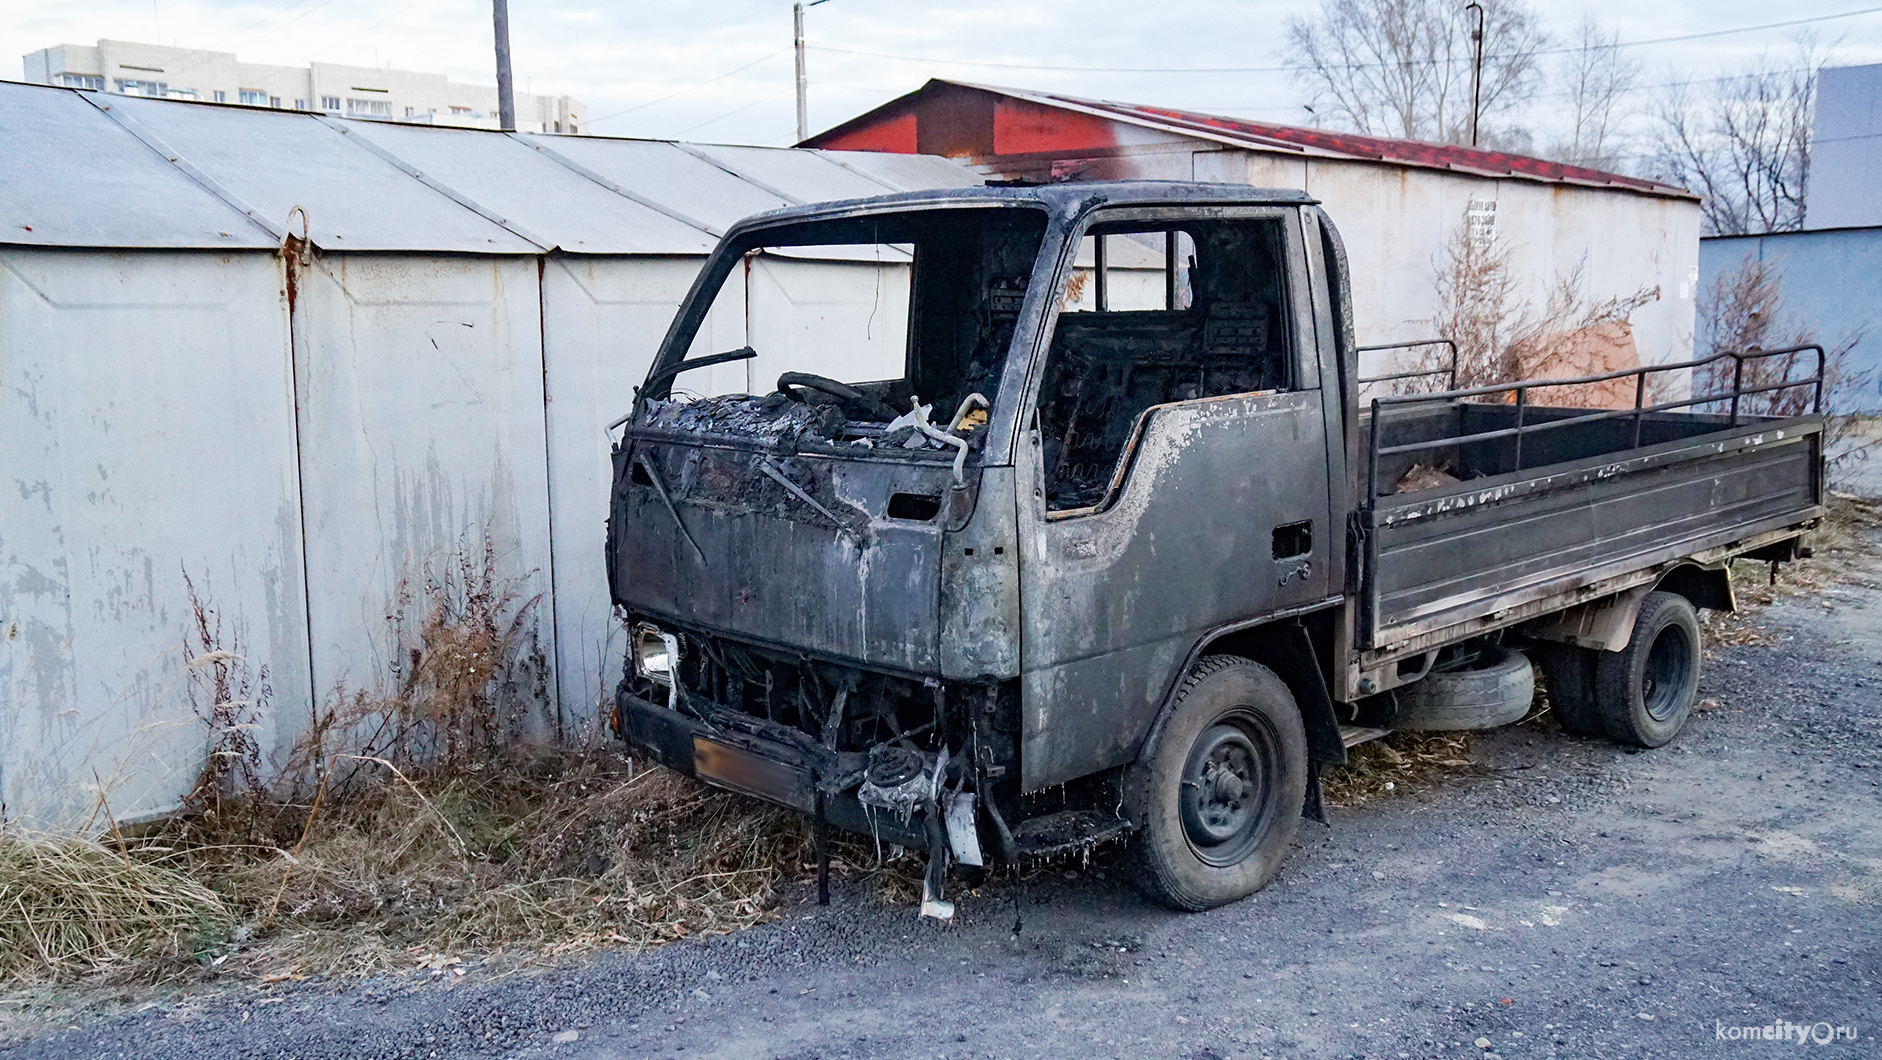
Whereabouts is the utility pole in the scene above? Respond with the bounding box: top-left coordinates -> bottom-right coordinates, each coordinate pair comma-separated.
1465,2 -> 1484,147
794,3 -> 809,143
493,0 -> 517,132
794,0 -> 829,144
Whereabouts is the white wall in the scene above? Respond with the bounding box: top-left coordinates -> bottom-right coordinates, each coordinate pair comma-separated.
746,257 -> 912,390
289,254 -> 558,714
1220,150 -> 1702,374
0,241 -> 931,823
540,257 -> 713,728
0,248 -> 311,828
1809,63 -> 1882,231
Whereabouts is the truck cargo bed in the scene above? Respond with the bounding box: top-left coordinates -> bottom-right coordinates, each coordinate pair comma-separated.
1356,347 -> 1827,662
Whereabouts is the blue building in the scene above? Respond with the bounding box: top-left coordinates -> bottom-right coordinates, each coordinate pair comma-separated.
1698,227 -> 1882,411
1697,62 -> 1882,412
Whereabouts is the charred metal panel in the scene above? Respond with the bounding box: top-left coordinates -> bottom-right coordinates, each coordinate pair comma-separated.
1367,418 -> 1822,650
1016,391 -> 1335,791
617,441 -> 959,673
938,466 -> 1022,681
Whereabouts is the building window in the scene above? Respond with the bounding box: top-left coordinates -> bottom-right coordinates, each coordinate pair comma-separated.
238,88 -> 267,106
450,105 -> 472,116
115,79 -> 168,97
347,98 -> 392,118
213,90 -> 226,102
405,106 -> 415,117
53,73 -> 104,91
321,95 -> 341,112
166,88 -> 198,101
270,96 -> 281,108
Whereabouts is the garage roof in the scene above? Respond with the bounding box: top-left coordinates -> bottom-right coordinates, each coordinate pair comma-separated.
0,80 -> 981,253
804,79 -> 1692,199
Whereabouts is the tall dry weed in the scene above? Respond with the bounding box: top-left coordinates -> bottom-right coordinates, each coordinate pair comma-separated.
1695,255 -> 1871,481
2,535 -> 817,984
1423,207 -> 1658,398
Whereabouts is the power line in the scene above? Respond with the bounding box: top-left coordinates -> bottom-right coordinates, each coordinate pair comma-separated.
588,48 -> 789,127
809,4 -> 1882,75
677,94 -> 779,137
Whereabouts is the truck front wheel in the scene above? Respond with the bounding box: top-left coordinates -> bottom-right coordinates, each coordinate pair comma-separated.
1127,656 -> 1307,911
1595,591 -> 1703,747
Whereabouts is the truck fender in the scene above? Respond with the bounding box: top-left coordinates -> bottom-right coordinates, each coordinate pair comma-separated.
1524,562 -> 1733,652
1138,618 -> 1348,773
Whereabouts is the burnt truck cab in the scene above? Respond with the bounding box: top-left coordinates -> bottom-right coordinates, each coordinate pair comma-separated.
606,182 -> 1824,913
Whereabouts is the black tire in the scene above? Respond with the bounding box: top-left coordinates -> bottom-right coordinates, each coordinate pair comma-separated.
1595,591 -> 1702,748
1396,644 -> 1534,731
1125,656 -> 1307,911
1529,642 -> 1604,736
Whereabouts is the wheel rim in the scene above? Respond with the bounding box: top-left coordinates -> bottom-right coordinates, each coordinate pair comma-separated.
1641,622 -> 1694,722
1179,715 -> 1280,868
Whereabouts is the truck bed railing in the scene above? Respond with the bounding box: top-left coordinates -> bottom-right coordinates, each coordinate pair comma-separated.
1356,339 -> 1459,393
1364,344 -> 1825,500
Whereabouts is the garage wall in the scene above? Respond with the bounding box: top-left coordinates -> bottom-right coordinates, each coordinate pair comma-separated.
289,253 -> 558,716
540,256 -> 715,728
0,248 -> 311,828
1217,150 -> 1701,376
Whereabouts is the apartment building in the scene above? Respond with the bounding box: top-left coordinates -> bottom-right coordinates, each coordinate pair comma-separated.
21,39 -> 585,133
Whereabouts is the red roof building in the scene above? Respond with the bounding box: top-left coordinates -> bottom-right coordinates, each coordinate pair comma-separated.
806,80 -> 1702,368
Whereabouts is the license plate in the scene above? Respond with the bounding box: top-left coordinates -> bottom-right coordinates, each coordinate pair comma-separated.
692,736 -> 812,812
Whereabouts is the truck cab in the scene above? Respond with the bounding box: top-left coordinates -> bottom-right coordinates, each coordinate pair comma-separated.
606,182 -> 1822,912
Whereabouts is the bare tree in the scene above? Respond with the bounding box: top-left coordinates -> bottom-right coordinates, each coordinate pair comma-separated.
1649,40 -> 1824,235
1548,15 -> 1641,170
1421,204 -> 1656,394
1697,253 -> 1866,414
1284,0 -> 1549,146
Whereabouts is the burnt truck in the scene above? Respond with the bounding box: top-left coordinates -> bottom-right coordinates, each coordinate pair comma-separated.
605,182 -> 1824,914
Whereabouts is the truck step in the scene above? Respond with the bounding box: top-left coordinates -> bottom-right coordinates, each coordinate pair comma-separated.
1340,725 -> 1391,748
1010,810 -> 1133,859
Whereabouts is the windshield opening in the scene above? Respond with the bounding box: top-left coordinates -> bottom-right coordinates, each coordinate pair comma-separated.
641,207 -> 1048,456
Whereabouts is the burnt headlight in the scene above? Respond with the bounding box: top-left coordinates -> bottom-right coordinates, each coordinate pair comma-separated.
632,624 -> 679,687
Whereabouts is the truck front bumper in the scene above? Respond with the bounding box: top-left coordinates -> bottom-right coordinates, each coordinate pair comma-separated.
615,690 -> 928,848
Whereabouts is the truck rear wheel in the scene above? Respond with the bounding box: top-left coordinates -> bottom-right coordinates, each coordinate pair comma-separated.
1126,656 -> 1307,911
1595,591 -> 1702,747
1529,642 -> 1604,736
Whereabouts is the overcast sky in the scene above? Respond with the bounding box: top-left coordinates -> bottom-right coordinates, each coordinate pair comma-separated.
6,1 -> 1881,148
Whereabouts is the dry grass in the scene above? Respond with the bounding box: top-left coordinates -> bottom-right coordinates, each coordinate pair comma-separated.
0,834 -> 231,984
204,749 -> 812,979
0,536 -> 825,988
1,751 -> 814,986
1322,731 -> 1475,807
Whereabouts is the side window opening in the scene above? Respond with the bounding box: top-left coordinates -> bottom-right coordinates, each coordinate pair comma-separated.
1038,217 -> 1295,512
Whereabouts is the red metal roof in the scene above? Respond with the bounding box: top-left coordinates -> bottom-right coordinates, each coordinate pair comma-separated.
807,80 -> 1691,199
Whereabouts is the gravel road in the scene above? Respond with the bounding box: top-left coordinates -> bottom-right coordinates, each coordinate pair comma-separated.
8,567 -> 1881,1060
